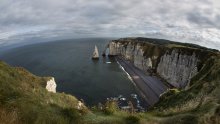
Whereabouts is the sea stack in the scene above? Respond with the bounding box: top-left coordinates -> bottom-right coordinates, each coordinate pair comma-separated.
92,45 -> 99,59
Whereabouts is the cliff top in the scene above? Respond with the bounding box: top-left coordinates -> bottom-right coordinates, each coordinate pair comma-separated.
113,37 -> 219,53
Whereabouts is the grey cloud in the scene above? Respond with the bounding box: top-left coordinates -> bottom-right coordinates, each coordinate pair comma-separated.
0,0 -> 220,50
187,12 -> 215,27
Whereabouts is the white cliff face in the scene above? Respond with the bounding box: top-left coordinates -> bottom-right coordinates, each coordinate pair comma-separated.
109,42 -> 126,56
46,77 -> 57,93
133,44 -> 152,72
109,42 -> 119,55
134,44 -> 144,69
109,42 -> 154,72
125,43 -> 134,60
157,50 -> 198,88
109,41 -> 198,88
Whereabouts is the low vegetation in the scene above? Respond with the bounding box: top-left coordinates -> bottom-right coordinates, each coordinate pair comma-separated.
0,61 -> 87,124
0,38 -> 220,123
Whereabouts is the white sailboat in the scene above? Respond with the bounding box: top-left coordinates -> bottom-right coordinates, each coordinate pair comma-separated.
92,45 -> 99,59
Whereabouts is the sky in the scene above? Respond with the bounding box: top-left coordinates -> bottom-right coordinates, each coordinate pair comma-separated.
0,0 -> 220,50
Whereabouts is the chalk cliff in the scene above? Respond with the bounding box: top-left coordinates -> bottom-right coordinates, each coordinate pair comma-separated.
157,50 -> 198,88
46,77 -> 57,93
108,37 -> 216,88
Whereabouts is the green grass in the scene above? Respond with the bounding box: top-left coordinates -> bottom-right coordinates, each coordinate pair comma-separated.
0,61 -> 88,124
1,38 -> 220,124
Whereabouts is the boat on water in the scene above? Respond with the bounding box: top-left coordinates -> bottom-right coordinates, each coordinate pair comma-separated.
92,45 -> 99,59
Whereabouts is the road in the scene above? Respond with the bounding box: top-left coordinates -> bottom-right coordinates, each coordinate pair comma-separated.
116,56 -> 169,106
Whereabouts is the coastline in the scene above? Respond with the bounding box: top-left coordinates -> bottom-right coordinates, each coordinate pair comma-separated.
116,59 -> 150,107
115,56 -> 168,107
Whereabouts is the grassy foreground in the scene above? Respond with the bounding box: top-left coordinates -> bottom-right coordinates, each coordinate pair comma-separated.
0,52 -> 220,124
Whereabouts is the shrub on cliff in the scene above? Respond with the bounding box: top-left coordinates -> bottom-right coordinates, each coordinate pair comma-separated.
103,99 -> 119,115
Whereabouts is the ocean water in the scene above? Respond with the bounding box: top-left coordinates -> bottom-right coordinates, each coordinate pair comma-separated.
0,38 -> 145,106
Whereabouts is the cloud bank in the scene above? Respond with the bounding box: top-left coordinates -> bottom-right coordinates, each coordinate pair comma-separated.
0,0 -> 220,49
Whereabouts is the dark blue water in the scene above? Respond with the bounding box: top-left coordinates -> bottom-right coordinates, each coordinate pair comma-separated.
0,38 -> 145,107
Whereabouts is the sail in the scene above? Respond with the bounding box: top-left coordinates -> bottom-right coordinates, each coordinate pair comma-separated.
92,45 -> 99,59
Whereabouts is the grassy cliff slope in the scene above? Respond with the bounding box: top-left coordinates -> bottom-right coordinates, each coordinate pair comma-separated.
152,54 -> 220,124
0,37 -> 220,124
0,61 -> 88,124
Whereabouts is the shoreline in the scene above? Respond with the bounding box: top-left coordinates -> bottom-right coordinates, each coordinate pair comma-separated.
116,59 -> 150,107
115,56 -> 168,107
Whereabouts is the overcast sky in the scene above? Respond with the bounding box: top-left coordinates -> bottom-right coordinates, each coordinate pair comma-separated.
0,0 -> 220,49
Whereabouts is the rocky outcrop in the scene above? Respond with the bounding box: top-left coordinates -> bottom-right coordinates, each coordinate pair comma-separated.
92,45 -> 99,59
46,77 -> 57,93
108,38 -> 203,88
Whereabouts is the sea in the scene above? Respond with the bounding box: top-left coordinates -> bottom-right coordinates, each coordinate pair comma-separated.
0,38 -> 146,109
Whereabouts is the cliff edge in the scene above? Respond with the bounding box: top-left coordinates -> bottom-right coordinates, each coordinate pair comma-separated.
108,37 -> 220,123
108,37 -> 218,88
0,61 -> 87,124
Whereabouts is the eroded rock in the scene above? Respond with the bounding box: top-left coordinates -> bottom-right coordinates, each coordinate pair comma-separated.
46,77 -> 57,93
